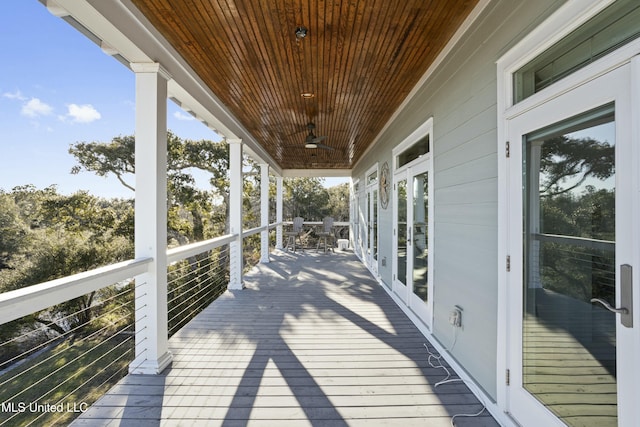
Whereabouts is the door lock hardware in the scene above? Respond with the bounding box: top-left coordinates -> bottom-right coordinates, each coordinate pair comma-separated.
590,264 -> 633,328
590,298 -> 628,314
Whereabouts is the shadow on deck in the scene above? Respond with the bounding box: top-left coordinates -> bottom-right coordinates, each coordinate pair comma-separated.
72,250 -> 499,426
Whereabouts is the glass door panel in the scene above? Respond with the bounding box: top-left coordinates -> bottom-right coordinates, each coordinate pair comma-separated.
412,172 -> 429,302
523,105 -> 616,426
365,173 -> 379,275
366,192 -> 371,260
372,189 -> 378,265
397,179 -> 408,287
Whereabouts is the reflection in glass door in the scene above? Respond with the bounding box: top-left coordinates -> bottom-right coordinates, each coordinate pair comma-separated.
409,171 -> 429,317
523,105 -> 617,426
396,178 -> 408,299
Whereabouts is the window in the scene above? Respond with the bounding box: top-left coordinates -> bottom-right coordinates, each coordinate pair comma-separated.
396,134 -> 430,169
367,170 -> 377,185
513,0 -> 640,103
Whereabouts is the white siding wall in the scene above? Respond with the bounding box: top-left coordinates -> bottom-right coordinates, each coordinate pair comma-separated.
352,0 -> 565,399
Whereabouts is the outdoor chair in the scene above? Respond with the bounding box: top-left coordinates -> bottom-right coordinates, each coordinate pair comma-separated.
284,217 -> 305,252
316,216 -> 335,253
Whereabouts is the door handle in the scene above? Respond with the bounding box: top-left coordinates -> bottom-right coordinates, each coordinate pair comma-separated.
590,298 -> 628,314
590,264 -> 633,328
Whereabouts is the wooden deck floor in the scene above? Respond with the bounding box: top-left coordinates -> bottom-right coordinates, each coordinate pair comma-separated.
72,250 -> 498,426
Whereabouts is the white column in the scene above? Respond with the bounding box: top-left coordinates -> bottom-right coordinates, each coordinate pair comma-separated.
275,176 -> 284,249
260,163 -> 270,263
129,63 -> 172,375
228,139 -> 244,289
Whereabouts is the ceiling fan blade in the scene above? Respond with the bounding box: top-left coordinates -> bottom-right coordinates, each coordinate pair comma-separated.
312,135 -> 327,144
316,142 -> 334,151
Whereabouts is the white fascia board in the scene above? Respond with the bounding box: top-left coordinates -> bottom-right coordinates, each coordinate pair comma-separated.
282,169 -> 351,178
51,0 -> 279,172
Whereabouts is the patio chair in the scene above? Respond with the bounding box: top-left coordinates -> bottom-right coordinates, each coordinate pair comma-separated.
316,216 -> 335,253
284,217 -> 305,252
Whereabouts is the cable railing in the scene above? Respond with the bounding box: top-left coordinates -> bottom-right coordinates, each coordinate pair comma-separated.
167,245 -> 229,336
0,226 -> 282,425
0,276 -> 143,427
532,232 -> 615,301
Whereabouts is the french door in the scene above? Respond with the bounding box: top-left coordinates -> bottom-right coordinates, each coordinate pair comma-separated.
393,159 -> 433,326
365,175 -> 379,276
506,62 -> 637,426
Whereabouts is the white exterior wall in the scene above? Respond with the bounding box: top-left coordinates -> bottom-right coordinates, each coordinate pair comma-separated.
352,0 -> 565,399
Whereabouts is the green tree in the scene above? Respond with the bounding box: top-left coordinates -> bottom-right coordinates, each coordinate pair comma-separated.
70,131 -> 230,242
0,188 -> 134,364
326,183 -> 349,221
283,177 -> 329,221
0,191 -> 29,270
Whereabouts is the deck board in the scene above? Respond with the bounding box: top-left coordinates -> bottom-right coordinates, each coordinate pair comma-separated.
72,250 -> 498,426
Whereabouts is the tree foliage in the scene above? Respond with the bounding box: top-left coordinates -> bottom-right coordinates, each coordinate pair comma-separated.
70,131 -> 231,242
534,134 -> 615,302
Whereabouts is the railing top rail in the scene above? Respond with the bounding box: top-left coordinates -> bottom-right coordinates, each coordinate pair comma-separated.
533,233 -> 614,251
167,233 -> 236,264
0,257 -> 152,325
243,225 -> 268,237
283,221 -> 349,227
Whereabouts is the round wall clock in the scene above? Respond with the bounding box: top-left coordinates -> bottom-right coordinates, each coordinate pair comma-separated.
380,161 -> 390,209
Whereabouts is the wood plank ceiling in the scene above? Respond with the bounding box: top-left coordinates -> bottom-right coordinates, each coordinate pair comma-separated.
130,0 -> 479,171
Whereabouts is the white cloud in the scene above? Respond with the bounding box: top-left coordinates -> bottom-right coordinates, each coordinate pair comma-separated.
21,98 -> 53,117
67,103 -> 101,123
3,90 -> 27,101
173,111 -> 195,121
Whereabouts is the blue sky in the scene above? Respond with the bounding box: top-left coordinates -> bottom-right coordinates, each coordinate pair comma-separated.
0,1 -> 224,199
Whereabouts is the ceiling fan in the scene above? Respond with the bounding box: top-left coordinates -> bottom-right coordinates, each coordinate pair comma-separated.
303,122 -> 333,150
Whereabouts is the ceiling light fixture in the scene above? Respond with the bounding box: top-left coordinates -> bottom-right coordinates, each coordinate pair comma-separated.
301,92 -> 315,98
295,26 -> 308,39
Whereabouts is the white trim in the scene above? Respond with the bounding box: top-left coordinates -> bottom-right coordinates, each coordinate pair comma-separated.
130,62 -> 172,80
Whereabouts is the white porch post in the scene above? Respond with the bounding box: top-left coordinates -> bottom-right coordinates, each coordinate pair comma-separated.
260,163 -> 270,263
228,139 -> 244,289
129,63 -> 172,375
275,176 -> 284,249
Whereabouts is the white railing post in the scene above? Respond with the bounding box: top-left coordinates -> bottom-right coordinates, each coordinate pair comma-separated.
276,176 -> 284,249
260,163 -> 270,263
228,139 -> 244,289
129,62 -> 173,375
